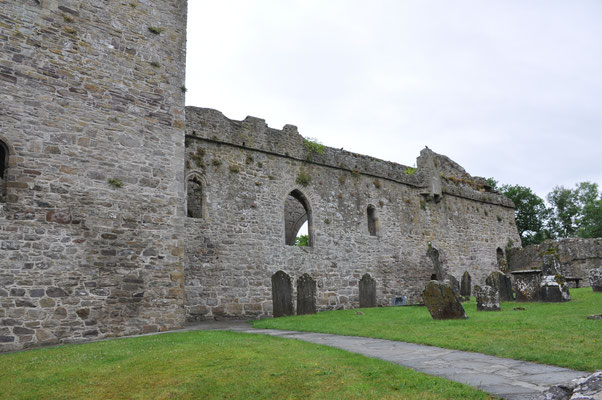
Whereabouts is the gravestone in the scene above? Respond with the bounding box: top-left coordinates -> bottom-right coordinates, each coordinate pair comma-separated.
539,275 -> 570,302
486,271 -> 514,301
296,273 -> 316,315
460,271 -> 472,299
422,280 -> 467,320
511,270 -> 542,302
589,267 -> 602,292
359,273 -> 377,308
271,271 -> 294,317
474,285 -> 500,311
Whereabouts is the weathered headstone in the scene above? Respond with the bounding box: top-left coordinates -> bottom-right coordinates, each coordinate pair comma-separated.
539,275 -> 570,302
460,271 -> 472,298
296,273 -> 316,315
422,280 -> 467,320
589,267 -> 602,292
359,273 -> 377,308
486,271 -> 514,301
271,271 -> 294,317
510,270 -> 542,302
474,285 -> 500,311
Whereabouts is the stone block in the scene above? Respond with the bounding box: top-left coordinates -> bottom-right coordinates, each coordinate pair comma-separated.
46,287 -> 68,298
13,326 -> 35,335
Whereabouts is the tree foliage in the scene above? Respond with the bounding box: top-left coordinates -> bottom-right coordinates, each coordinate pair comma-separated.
547,182 -> 602,239
490,178 -> 602,246
499,184 -> 550,246
294,234 -> 309,247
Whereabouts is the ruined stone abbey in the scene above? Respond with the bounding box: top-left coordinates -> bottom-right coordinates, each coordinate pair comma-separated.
0,1 -> 521,351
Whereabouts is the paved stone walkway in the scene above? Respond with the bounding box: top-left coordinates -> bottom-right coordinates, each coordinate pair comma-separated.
186,320 -> 589,400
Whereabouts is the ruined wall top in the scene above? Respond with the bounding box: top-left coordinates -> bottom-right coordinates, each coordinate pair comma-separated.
509,238 -> 602,272
186,107 -> 515,208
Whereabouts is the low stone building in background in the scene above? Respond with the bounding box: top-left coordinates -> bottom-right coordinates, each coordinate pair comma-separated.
509,238 -> 602,288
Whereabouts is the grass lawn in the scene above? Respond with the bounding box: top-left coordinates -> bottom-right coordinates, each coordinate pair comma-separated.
253,288 -> 602,372
0,330 -> 493,400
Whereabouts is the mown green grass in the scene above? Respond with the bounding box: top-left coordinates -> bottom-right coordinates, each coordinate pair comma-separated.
254,288 -> 602,372
0,330 -> 493,400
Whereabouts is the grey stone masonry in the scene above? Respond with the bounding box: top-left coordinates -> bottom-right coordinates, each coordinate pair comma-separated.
0,2 -> 522,351
0,1 -> 187,352
509,238 -> 602,287
183,107 -> 521,321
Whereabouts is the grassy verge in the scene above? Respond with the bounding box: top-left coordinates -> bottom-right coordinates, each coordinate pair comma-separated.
253,288 -> 602,372
0,330 -> 493,400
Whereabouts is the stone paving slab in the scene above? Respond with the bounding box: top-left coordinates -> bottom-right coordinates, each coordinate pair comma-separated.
185,321 -> 589,400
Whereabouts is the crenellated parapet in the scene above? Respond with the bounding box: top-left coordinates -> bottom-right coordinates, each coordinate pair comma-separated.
186,107 -> 514,208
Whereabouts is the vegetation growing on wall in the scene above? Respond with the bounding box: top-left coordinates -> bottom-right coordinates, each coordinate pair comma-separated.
190,148 -> 205,168
107,178 -> 124,188
296,170 -> 312,187
303,138 -> 325,161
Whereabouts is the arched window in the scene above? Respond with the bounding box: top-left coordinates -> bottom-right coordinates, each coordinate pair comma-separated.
186,175 -> 204,219
0,140 -> 8,202
284,189 -> 313,246
367,204 -> 377,236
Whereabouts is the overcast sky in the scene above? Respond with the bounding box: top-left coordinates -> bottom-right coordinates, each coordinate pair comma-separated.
185,1 -> 602,199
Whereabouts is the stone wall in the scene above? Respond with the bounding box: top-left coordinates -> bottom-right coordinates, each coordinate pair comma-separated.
183,107 -> 521,320
0,2 -> 524,352
509,238 -> 602,287
0,1 -> 187,351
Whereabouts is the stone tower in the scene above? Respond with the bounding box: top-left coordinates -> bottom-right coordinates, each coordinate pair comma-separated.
0,1 -> 188,350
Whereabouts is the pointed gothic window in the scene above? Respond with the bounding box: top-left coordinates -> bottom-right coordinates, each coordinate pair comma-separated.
284,189 -> 313,246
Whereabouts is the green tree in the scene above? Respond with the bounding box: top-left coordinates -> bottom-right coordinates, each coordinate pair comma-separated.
548,182 -> 601,238
294,234 -> 309,246
498,184 -> 550,246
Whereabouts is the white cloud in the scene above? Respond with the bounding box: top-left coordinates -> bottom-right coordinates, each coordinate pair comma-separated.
186,0 -> 602,198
